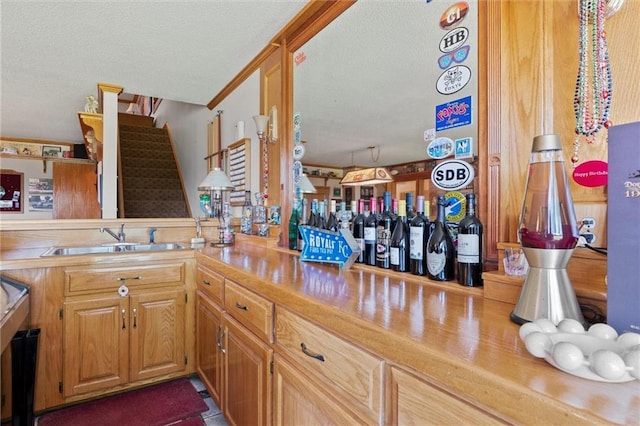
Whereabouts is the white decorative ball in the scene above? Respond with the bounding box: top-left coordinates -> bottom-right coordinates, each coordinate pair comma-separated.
617,332 -> 640,349
590,350 -> 627,380
587,323 -> 618,340
525,332 -> 552,358
534,318 -> 558,333
623,350 -> 640,380
519,322 -> 543,340
553,342 -> 584,371
557,318 -> 586,334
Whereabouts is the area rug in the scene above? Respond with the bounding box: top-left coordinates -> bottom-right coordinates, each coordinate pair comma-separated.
38,378 -> 207,426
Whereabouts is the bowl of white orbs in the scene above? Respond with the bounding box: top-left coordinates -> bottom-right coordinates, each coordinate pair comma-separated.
519,319 -> 640,382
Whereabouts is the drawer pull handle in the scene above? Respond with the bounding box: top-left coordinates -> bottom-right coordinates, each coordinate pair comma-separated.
132,308 -> 137,329
301,342 -> 325,362
202,279 -> 212,286
235,302 -> 248,311
121,308 -> 126,330
116,276 -> 142,281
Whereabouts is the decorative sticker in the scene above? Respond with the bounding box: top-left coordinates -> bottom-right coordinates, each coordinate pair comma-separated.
455,137 -> 473,159
436,65 -> 471,95
439,2 -> 469,29
435,96 -> 472,131
431,159 -> 475,191
437,45 -> 470,69
572,160 -> 608,187
292,144 -> 305,161
444,191 -> 467,222
427,137 -> 455,159
294,51 -> 306,66
293,160 -> 303,185
439,27 -> 470,53
424,128 -> 436,142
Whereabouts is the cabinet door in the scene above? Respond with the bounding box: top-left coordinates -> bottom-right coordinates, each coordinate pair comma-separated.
63,296 -> 128,397
129,289 -> 186,381
388,366 -> 505,425
273,355 -> 365,426
196,293 -> 224,408
223,314 -> 272,426
52,162 -> 100,219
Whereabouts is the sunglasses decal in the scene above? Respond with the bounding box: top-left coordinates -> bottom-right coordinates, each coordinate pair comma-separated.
437,45 -> 470,70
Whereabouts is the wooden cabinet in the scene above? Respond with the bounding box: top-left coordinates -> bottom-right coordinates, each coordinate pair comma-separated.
273,354 -> 364,426
62,262 -> 187,399
196,265 -> 224,408
387,366 -> 505,425
274,307 -> 383,425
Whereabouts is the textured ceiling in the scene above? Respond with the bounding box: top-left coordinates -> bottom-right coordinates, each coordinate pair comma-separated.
0,1 -> 307,143
1,1 -> 478,169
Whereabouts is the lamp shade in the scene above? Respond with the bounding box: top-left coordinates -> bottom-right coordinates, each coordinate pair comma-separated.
198,167 -> 234,191
340,167 -> 394,186
252,115 -> 269,134
126,103 -> 140,115
298,174 -> 317,193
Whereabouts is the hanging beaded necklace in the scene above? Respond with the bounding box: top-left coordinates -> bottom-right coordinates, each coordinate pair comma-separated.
571,0 -> 613,166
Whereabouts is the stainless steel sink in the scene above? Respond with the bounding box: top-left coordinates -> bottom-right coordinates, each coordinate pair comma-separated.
41,243 -> 187,256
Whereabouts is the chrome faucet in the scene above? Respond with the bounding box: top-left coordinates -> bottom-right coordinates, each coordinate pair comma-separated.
100,223 -> 126,243
195,217 -> 202,239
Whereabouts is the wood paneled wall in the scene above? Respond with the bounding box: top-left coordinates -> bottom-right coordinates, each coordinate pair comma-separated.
493,0 -> 640,248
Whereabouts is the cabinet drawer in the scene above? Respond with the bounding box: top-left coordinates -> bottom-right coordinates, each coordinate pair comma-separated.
275,307 -> 383,423
224,279 -> 273,343
196,264 -> 224,305
65,262 -> 185,295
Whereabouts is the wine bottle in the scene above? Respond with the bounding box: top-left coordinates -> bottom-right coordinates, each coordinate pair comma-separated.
364,197 -> 378,266
376,191 -> 393,269
317,200 -> 327,230
352,199 -> 366,263
297,198 -> 308,252
390,200 -> 409,272
406,192 -> 415,221
308,199 -> 318,228
457,193 -> 483,287
288,200 -> 300,250
426,195 -> 455,281
326,200 -> 339,232
409,195 -> 430,276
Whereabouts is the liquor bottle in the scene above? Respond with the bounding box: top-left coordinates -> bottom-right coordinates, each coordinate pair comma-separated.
376,191 -> 393,269
352,199 -> 366,263
390,200 -> 409,272
348,200 -> 358,230
297,198 -> 308,252
307,198 -> 318,228
326,200 -> 339,232
317,200 -> 327,230
409,195 -> 430,276
457,193 -> 483,287
240,190 -> 253,235
288,200 -> 300,250
406,192 -> 415,221
364,197 -> 378,266
426,195 -> 455,281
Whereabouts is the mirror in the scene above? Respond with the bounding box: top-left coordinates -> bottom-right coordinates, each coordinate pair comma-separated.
293,1 -> 478,169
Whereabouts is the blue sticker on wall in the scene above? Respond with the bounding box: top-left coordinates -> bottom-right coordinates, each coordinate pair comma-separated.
455,137 -> 473,159
435,96 -> 472,131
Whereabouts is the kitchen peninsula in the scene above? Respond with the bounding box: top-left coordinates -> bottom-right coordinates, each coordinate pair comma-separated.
1,227 -> 637,425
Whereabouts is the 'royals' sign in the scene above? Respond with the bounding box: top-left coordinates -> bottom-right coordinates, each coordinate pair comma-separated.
299,226 -> 361,269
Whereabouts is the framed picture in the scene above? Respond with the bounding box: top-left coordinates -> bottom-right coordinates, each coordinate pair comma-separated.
332,187 -> 342,198
28,178 -> 53,211
0,169 -> 24,213
360,186 -> 374,199
42,145 -> 62,157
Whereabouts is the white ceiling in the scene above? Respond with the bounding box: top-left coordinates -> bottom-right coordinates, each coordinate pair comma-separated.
1,0 -> 478,169
0,1 -> 307,143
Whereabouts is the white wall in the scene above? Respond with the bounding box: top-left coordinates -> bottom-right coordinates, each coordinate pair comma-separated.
154,70 -> 261,218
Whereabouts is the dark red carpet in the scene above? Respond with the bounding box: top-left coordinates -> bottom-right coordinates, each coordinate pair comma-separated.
38,379 -> 207,426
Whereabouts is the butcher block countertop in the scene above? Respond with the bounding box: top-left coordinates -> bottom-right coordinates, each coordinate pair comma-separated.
195,242 -> 638,425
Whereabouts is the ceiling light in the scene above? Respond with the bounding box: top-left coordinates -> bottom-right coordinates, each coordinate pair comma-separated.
340,167 -> 394,186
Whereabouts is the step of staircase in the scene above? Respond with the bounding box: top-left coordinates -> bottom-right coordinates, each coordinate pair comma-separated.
119,124 -> 189,218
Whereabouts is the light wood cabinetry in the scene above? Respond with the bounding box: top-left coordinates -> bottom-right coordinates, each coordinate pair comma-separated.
196,265 -> 224,408
387,365 -> 505,425
274,307 -> 384,424
273,354 -> 364,425
62,262 -> 187,399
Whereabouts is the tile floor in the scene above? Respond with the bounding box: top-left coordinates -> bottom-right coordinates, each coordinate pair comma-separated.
188,376 -> 228,426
